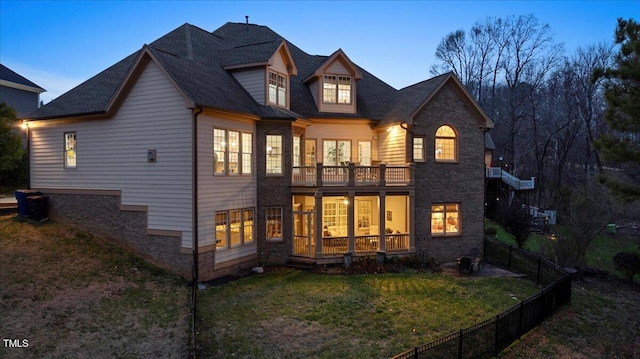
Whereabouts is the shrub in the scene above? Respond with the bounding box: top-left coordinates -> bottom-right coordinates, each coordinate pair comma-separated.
484,227 -> 497,238
613,252 -> 640,283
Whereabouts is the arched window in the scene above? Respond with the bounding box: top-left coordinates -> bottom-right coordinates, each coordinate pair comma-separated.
435,125 -> 457,161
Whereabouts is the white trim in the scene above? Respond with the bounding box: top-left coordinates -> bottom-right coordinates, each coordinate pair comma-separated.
0,79 -> 45,94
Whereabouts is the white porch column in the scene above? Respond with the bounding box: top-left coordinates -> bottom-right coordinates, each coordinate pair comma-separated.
409,190 -> 415,252
378,191 -> 386,252
347,191 -> 355,253
314,192 -> 323,258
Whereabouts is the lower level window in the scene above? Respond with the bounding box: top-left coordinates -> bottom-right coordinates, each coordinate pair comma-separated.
266,207 -> 283,241
431,203 -> 460,236
215,208 -> 255,250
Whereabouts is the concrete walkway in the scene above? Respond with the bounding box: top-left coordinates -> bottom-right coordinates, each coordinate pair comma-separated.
0,197 -> 17,204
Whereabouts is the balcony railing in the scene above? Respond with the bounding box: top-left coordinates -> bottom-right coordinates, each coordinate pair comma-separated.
292,163 -> 414,187
292,233 -> 411,258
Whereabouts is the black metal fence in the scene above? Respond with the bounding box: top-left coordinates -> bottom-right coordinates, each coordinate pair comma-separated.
391,238 -> 572,359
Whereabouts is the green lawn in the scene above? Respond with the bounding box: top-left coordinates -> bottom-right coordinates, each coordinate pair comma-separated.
485,220 -> 638,279
196,268 -> 538,359
0,214 -> 190,359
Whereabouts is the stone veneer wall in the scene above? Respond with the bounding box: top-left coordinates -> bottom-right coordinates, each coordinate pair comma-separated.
412,83 -> 487,262
44,192 -> 193,279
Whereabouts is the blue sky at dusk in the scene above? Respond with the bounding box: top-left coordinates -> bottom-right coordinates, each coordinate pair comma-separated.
1,1 -> 638,104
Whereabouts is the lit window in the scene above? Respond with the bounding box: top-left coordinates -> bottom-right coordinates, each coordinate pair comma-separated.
435,125 -> 457,161
64,132 -> 76,168
431,203 -> 460,236
213,129 -> 253,175
266,135 -> 282,174
358,141 -> 371,166
228,131 -> 240,175
323,201 -> 347,236
230,210 -> 241,247
215,211 -> 228,249
305,139 -> 316,166
293,136 -> 301,167
323,140 -> 351,165
323,75 -> 351,104
413,137 -> 425,162
268,72 -> 287,107
213,129 -> 226,174
357,200 -> 371,230
243,209 -> 254,244
266,207 -> 283,241
242,133 -> 253,174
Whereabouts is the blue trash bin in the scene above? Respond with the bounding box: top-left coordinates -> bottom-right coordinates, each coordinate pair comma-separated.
15,190 -> 41,217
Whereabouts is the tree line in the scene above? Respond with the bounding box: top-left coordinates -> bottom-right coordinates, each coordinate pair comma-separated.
430,14 -> 619,208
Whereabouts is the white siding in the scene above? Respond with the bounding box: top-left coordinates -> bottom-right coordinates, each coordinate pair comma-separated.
269,49 -> 289,74
377,125 -> 407,165
232,68 -> 265,105
197,113 -> 257,263
30,61 -> 194,247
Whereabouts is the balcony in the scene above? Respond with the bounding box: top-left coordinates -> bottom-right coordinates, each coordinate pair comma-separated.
292,163 -> 414,187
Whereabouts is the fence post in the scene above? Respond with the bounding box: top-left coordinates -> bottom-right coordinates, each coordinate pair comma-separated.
536,256 -> 542,285
518,301 -> 524,339
458,329 -> 463,359
413,346 -> 418,359
539,288 -> 546,321
508,246 -> 512,270
494,314 -> 500,357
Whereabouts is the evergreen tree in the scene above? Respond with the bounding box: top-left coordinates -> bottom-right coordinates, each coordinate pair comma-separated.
0,102 -> 25,185
593,18 -> 640,202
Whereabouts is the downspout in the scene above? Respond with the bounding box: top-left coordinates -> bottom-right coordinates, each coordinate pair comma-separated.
192,106 -> 203,282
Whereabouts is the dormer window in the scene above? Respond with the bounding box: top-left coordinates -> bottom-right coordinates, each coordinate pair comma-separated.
323,75 -> 351,104
268,71 -> 287,107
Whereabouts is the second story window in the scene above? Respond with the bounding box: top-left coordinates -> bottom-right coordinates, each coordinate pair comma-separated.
413,137 -> 425,162
268,72 -> 287,107
64,132 -> 77,169
323,75 -> 351,104
266,135 -> 283,175
435,125 -> 457,162
214,129 -> 253,175
323,140 -> 351,166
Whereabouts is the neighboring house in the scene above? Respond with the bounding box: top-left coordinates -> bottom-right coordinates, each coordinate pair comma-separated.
23,22 -> 496,281
0,64 -> 45,117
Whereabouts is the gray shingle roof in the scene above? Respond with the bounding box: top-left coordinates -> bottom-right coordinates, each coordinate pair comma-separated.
0,64 -> 45,92
26,22 -> 489,127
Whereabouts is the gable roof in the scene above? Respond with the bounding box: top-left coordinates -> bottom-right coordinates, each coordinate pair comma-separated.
303,49 -> 363,82
26,21 -> 491,128
380,72 -> 494,129
0,64 -> 46,93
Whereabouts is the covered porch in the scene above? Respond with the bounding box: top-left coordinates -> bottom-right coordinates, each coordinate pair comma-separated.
291,193 -> 414,260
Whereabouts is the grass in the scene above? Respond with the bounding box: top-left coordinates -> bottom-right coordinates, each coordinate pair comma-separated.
487,219 -> 640,358
196,268 -> 539,359
0,214 -> 191,359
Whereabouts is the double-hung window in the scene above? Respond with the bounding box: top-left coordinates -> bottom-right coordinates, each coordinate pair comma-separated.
431,203 -> 460,236
64,132 -> 77,168
213,129 -> 253,175
323,75 -> 351,104
413,137 -> 425,162
268,71 -> 287,107
266,135 -> 283,174
266,207 -> 283,241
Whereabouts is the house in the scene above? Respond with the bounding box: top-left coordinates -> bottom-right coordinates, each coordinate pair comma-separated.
1,64 -> 45,117
22,22 -> 495,281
